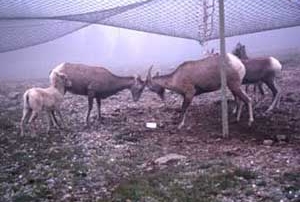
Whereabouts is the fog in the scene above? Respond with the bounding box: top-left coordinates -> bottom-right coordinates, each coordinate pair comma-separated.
0,24 -> 299,80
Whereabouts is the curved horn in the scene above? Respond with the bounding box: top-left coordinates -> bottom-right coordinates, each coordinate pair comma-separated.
146,65 -> 153,83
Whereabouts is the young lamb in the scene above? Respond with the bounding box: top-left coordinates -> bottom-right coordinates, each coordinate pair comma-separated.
20,72 -> 72,136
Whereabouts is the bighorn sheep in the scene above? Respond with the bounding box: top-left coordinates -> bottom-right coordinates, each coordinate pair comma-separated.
146,53 -> 254,129
20,72 -> 72,136
232,42 -> 282,112
49,62 -> 146,124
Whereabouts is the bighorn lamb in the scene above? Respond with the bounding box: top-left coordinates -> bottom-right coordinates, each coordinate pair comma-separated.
49,62 -> 145,124
20,72 -> 72,136
146,53 -> 254,129
232,42 -> 282,112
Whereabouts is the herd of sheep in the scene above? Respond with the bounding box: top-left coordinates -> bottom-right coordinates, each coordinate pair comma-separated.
20,43 -> 282,135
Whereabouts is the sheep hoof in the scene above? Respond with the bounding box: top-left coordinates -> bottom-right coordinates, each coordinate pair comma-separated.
177,123 -> 184,130
265,109 -> 272,114
231,108 -> 237,114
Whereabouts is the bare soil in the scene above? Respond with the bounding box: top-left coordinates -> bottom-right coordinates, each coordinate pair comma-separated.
0,55 -> 299,202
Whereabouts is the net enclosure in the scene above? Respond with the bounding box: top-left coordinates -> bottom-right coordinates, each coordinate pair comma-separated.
1,0 -> 300,53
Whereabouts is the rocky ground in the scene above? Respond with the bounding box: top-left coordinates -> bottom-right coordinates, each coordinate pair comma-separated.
0,54 -> 300,202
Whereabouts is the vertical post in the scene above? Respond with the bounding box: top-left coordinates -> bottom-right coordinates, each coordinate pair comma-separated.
218,0 -> 229,137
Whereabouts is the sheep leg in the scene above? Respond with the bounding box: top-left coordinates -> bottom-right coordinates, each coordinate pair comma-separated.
265,79 -> 280,113
56,110 -> 66,130
96,97 -> 102,121
258,82 -> 265,96
28,111 -> 38,136
251,82 -> 264,108
231,88 -> 253,126
20,108 -> 32,136
178,93 -> 194,129
245,84 -> 250,94
237,100 -> 244,122
46,111 -> 52,134
50,110 -> 60,128
253,84 -> 258,102
86,94 -> 94,125
232,95 -> 238,114
231,94 -> 243,121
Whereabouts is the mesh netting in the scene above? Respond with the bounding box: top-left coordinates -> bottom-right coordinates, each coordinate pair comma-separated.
1,0 -> 300,53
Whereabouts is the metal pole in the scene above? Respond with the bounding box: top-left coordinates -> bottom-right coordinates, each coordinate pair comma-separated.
218,0 -> 229,137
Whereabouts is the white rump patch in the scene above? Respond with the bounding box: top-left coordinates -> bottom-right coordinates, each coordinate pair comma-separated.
269,57 -> 282,71
226,53 -> 246,78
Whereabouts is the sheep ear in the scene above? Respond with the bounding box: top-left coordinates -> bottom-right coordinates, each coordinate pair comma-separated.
57,72 -> 69,81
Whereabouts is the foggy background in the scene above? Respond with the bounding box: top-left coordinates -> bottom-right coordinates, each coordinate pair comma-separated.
0,25 -> 299,80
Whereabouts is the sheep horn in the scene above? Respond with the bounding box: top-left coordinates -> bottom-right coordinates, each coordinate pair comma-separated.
146,65 -> 153,83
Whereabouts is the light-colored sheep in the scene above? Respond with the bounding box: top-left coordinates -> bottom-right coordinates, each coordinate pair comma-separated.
232,42 -> 282,112
49,62 -> 145,125
20,72 -> 71,136
146,53 -> 254,129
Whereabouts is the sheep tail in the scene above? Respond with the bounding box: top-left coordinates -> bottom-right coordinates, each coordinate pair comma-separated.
23,91 -> 30,109
270,57 -> 282,78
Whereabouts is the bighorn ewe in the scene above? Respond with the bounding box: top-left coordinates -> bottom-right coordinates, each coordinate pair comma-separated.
49,62 -> 146,124
20,72 -> 72,136
232,42 -> 282,112
146,53 -> 254,129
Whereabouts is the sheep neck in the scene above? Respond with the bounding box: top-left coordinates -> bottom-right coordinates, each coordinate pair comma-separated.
152,73 -> 176,91
112,76 -> 134,91
241,53 -> 249,60
52,83 -> 66,95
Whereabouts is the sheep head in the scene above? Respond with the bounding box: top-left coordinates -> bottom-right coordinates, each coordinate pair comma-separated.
146,65 -> 165,100
232,42 -> 248,59
52,72 -> 72,89
130,74 -> 145,102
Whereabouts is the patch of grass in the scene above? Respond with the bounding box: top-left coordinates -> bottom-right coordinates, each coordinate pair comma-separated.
233,167 -> 257,180
12,193 -> 35,202
109,164 -> 256,202
276,171 -> 300,193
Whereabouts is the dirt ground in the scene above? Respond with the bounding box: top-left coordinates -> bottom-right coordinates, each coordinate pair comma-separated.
0,54 -> 299,202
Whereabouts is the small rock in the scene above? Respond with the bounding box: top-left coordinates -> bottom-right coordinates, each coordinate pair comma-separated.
255,179 -> 267,187
141,196 -> 159,202
263,139 -> 273,146
276,135 -> 288,142
8,92 -> 20,100
7,106 -> 17,111
154,153 -> 186,165
146,122 -> 157,129
285,96 -> 296,102
62,194 -> 71,200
